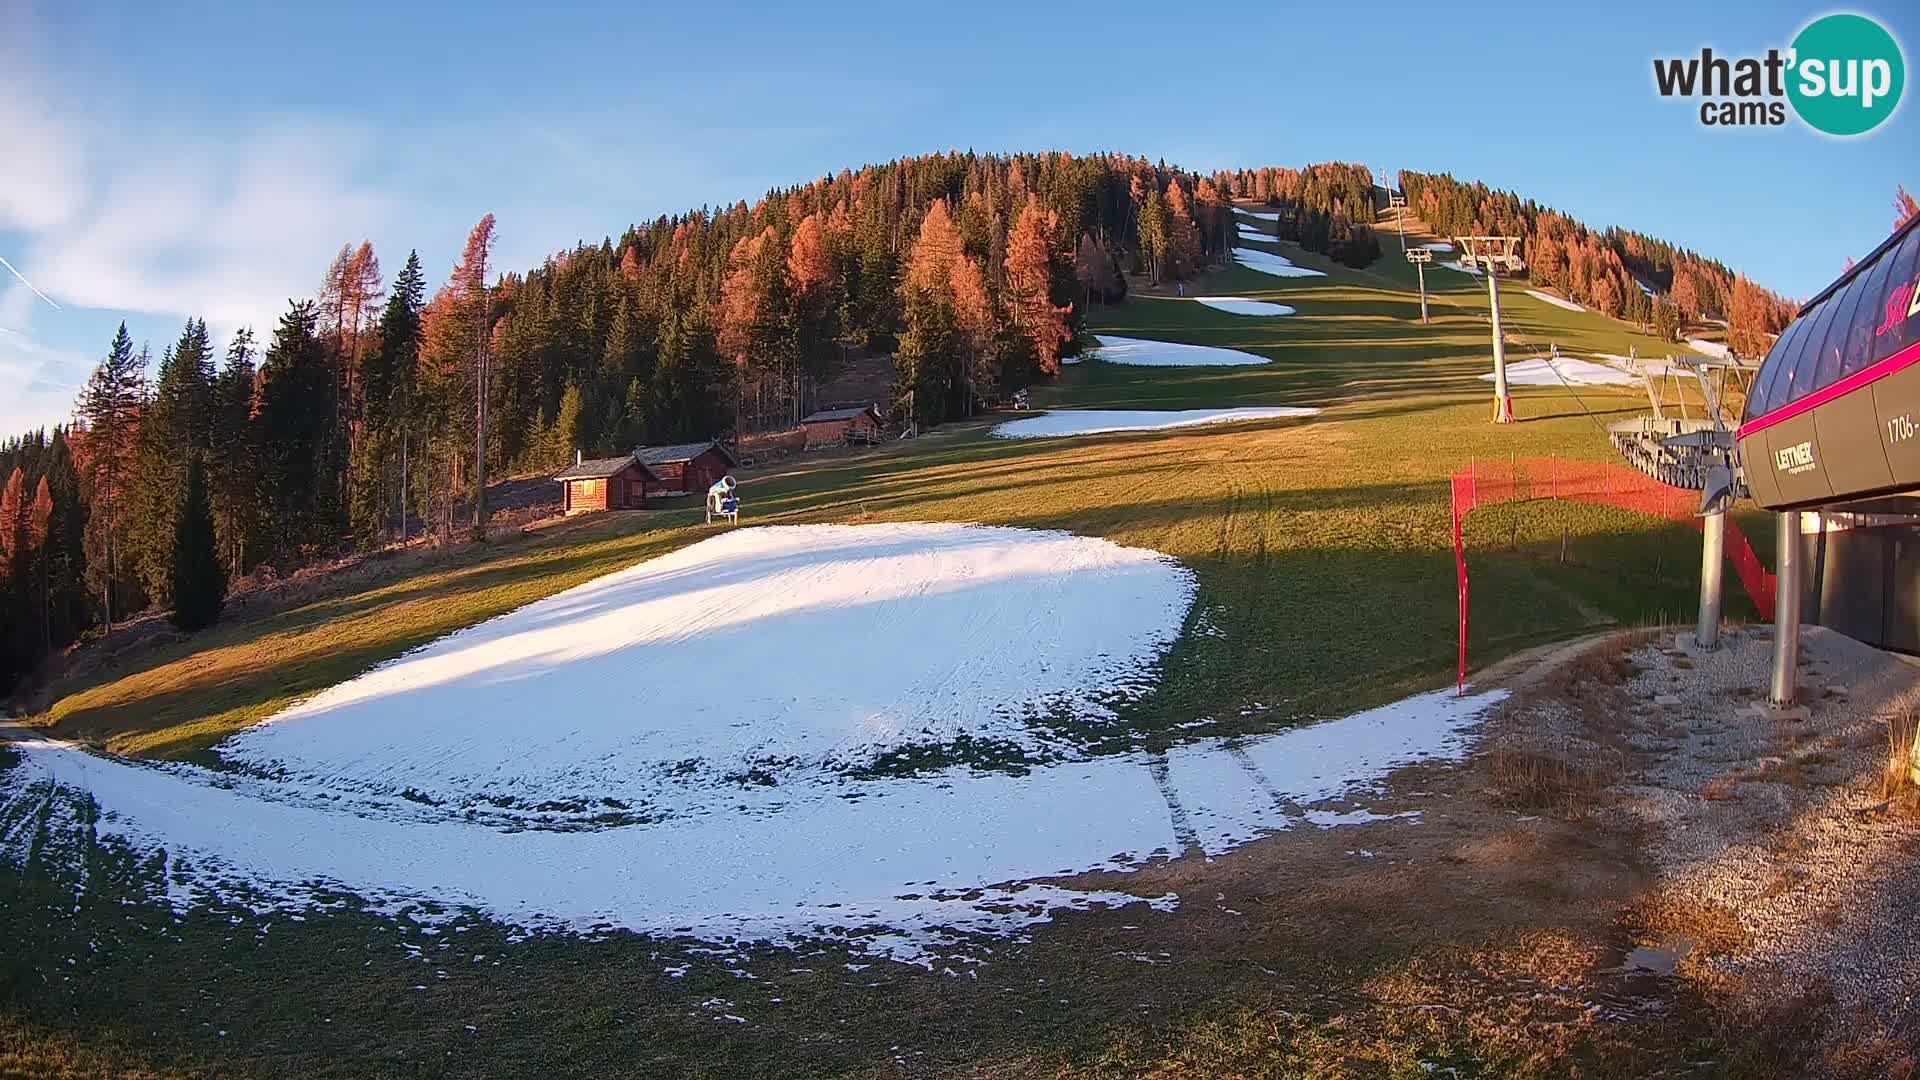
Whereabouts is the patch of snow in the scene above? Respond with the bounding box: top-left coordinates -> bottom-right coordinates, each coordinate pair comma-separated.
1479,356 -> 1638,387
1090,334 -> 1270,367
0,524 -> 1508,964
1231,247 -> 1325,279
2,687 -> 1505,963
1598,352 -> 1680,376
1189,297 -> 1295,317
1236,224 -> 1280,241
1524,289 -> 1584,313
1686,337 -> 1731,360
1420,242 -> 1454,252
992,408 -> 1319,440
1238,209 -> 1281,221
1434,260 -> 1482,276
220,523 -> 1195,815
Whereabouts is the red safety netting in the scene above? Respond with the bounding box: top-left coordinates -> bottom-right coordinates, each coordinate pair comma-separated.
1449,456 -> 1777,692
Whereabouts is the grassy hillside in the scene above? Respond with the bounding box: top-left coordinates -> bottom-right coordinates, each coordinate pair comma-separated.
0,205 -> 1811,1080
23,209 -> 1758,763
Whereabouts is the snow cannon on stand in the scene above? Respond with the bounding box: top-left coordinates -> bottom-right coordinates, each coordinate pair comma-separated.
705,475 -> 739,526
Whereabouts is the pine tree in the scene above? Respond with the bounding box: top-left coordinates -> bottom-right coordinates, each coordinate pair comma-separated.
168,458 -> 225,631
209,329 -> 261,576
256,302 -> 336,563
41,429 -> 87,647
76,323 -> 146,627
1137,188 -> 1168,284
129,319 -> 214,603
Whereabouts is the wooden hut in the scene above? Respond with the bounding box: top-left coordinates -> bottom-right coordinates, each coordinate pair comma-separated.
635,441 -> 738,498
800,405 -> 883,449
555,453 -> 654,514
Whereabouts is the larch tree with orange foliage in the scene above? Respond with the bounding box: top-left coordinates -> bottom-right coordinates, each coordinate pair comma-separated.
788,214 -> 842,414
449,215 -> 496,536
1727,274 -> 1793,359
1005,197 -> 1072,376
1164,181 -> 1202,280
898,200 -> 996,421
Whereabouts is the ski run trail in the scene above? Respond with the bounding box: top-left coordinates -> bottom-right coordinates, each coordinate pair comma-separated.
2,523 -> 1504,966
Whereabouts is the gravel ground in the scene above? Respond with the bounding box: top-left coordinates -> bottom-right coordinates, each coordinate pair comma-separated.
1612,625 -> 1920,1030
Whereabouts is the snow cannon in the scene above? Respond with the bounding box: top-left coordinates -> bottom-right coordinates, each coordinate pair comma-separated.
705,475 -> 739,526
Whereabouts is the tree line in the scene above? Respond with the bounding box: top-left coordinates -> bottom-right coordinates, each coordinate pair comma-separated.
1398,170 -> 1797,355
0,151 -> 1289,693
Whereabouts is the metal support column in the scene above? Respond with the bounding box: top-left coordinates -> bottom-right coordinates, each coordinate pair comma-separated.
1769,511 -> 1802,706
1488,270 -> 1512,422
1697,507 -> 1726,649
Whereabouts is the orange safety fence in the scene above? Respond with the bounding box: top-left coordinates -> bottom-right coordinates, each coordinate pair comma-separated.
1449,456 -> 1777,692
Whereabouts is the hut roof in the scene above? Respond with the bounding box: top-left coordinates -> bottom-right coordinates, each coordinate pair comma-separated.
636,440 -> 736,467
801,405 -> 880,424
554,454 -> 647,481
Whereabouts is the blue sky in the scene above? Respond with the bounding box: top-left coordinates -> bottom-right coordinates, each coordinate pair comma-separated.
2,0 -> 1914,436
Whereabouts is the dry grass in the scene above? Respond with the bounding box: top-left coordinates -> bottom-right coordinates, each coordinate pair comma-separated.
1882,710 -> 1919,809
1479,631 -> 1648,817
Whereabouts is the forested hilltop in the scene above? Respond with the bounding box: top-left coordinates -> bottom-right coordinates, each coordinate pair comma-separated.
1399,170 -> 1798,353
0,150 -> 1791,692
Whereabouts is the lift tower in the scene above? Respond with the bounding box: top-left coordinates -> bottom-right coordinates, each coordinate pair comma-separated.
1405,247 -> 1432,324
1455,236 -> 1525,424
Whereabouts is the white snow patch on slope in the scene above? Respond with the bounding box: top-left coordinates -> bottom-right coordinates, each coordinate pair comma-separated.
220,524 -> 1195,816
1421,242 -> 1454,252
992,407 -> 1320,439
1237,224 -> 1280,241
1687,337 -> 1731,359
1238,209 -> 1281,221
1479,356 -> 1638,387
1525,289 -> 1584,313
1091,334 -> 1270,367
1,680 -> 1506,963
1191,297 -> 1294,316
1435,259 -> 1482,276
1598,352 -> 1682,376
1232,247 -> 1325,279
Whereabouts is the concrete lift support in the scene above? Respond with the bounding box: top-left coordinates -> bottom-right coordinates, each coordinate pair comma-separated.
1405,247 -> 1432,323
1455,236 -> 1525,423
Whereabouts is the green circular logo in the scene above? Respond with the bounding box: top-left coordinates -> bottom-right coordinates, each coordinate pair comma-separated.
1787,13 -> 1905,136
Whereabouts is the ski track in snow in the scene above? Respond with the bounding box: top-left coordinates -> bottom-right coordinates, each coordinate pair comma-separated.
1524,289 -> 1584,313
991,407 -> 1320,439
218,523 -> 1196,817
1190,296 -> 1294,316
1091,334 -> 1270,367
1479,356 -> 1638,387
1231,247 -> 1325,279
0,521 -> 1508,965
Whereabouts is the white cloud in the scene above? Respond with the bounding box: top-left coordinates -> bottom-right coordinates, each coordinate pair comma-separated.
24,118 -> 395,336
0,92 -> 85,233
0,285 -> 90,435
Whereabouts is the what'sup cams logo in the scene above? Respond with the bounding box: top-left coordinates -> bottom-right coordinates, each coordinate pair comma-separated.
1653,13 -> 1905,135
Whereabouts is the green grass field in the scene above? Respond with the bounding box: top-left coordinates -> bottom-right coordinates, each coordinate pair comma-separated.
0,208 -> 1794,1078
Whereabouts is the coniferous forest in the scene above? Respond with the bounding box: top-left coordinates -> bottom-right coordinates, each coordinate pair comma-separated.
0,150 -> 1803,694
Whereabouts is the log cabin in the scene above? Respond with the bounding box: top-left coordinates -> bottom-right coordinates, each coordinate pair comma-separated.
555,453 -> 656,514
799,405 -> 883,449
636,441 -> 738,498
